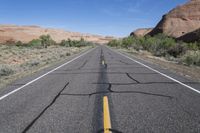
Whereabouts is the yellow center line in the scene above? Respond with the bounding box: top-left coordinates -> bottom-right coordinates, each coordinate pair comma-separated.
102,60 -> 105,65
103,96 -> 112,133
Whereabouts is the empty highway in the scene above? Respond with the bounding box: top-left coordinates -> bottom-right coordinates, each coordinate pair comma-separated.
0,46 -> 200,133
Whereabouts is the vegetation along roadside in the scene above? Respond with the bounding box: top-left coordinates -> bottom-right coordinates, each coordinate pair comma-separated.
0,35 -> 95,89
107,34 -> 200,81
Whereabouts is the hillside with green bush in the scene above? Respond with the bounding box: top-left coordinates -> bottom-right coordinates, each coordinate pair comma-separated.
108,34 -> 200,66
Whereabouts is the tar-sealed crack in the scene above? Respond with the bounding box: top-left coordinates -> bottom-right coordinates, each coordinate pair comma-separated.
108,52 -> 115,59
61,82 -> 173,99
52,71 -> 159,75
77,60 -> 88,70
22,82 -> 69,133
61,83 -> 113,97
119,60 -> 131,65
63,59 -> 88,71
126,73 -> 140,83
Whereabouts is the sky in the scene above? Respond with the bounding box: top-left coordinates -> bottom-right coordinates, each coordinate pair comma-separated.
0,0 -> 188,37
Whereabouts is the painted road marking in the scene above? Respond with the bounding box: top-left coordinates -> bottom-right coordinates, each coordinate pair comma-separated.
102,60 -> 105,65
103,96 -> 112,133
108,47 -> 200,94
0,48 -> 96,101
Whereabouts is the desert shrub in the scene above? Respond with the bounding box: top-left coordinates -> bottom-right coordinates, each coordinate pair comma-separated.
66,52 -> 71,56
121,37 -> 134,48
40,35 -> 55,48
73,38 -> 86,47
128,38 -> 142,51
66,39 -> 78,47
60,40 -> 70,47
0,66 -> 14,77
26,35 -> 55,48
167,43 -> 187,57
25,61 -> 40,68
187,42 -> 200,51
60,38 -> 92,47
145,34 -> 176,56
107,33 -> 199,59
27,39 -> 42,48
107,39 -> 121,47
107,34 -> 200,67
135,34 -> 176,56
16,41 -> 24,47
182,51 -> 200,66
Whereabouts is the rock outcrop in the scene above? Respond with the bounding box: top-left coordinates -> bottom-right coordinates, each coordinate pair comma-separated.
0,25 -> 114,44
177,28 -> 200,42
130,28 -> 153,37
149,0 -> 200,38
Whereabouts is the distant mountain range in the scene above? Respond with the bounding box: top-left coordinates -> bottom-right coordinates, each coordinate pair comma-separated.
0,25 -> 114,44
131,0 -> 200,42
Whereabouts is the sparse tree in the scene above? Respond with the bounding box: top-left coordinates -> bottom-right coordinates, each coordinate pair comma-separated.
39,34 -> 52,48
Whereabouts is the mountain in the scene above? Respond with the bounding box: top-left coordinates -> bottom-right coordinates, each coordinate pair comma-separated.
148,0 -> 200,38
130,28 -> 153,37
0,25 -> 114,44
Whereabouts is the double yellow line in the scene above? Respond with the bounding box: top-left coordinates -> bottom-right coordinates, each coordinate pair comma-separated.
103,96 -> 112,133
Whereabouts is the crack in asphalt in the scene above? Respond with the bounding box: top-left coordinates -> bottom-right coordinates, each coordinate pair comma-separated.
55,66 -> 155,71
119,60 -> 131,65
107,52 -> 115,59
61,90 -> 173,99
77,60 -> 88,70
63,59 -> 88,71
61,83 -> 113,97
50,71 -> 160,75
107,66 -> 144,69
126,73 -> 140,83
95,82 -> 183,85
108,52 -> 112,56
22,82 -> 69,133
61,83 -> 173,99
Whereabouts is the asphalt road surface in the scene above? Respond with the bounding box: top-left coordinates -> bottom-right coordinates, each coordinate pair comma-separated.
0,46 -> 200,133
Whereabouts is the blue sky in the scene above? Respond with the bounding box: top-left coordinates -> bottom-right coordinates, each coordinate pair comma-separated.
0,0 -> 188,37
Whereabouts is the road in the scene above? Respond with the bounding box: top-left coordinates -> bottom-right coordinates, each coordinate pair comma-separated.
0,46 -> 200,133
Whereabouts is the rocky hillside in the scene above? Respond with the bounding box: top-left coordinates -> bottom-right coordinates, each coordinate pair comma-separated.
148,0 -> 200,38
177,28 -> 200,42
130,28 -> 153,37
0,25 -> 113,44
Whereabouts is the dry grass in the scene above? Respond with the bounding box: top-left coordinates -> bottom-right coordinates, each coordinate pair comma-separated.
0,45 -> 91,89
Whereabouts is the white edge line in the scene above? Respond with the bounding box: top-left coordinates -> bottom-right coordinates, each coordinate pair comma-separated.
108,47 -> 200,94
0,48 -> 95,101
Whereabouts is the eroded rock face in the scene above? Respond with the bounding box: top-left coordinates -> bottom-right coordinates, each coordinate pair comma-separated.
149,0 -> 200,38
0,25 -> 114,44
130,28 -> 153,37
178,28 -> 200,42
